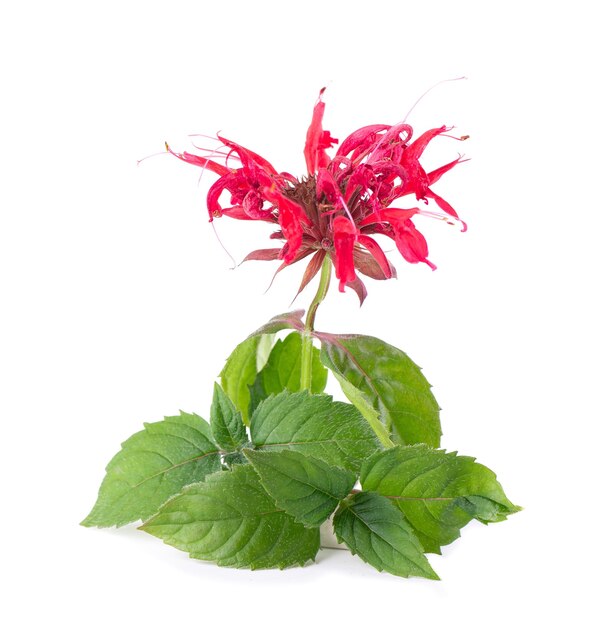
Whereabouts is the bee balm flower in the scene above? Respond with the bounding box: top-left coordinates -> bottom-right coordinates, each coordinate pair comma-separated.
167,89 -> 467,302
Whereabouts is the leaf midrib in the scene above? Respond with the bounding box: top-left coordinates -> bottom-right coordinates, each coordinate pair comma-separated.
129,449 -> 221,490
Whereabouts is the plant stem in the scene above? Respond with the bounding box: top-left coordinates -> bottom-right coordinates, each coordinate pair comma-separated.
300,256 -> 332,390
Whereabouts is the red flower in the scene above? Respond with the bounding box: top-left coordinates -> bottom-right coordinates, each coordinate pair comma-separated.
167,90 -> 467,302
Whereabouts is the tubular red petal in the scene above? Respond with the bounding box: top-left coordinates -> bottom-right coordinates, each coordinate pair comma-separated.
403,126 -> 448,162
332,215 -> 358,291
316,167 -> 343,204
304,89 -> 337,174
390,218 -> 436,269
217,135 -> 278,175
360,207 -> 419,227
427,156 -> 464,185
206,176 -> 233,219
336,124 -> 390,159
262,186 -> 310,263
424,188 -> 462,222
166,144 -> 230,176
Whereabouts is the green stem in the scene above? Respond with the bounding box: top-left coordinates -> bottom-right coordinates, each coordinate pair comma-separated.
300,256 -> 332,390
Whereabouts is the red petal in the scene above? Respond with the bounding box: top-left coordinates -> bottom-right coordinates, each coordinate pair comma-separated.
336,124 -> 390,160
427,156 -> 464,186
360,207 -> 419,227
217,135 -> 278,175
390,218 -> 436,269
304,89 -> 337,174
206,176 -> 232,219
403,126 -> 448,162
262,187 -> 309,263
332,215 -> 358,291
165,143 -> 230,176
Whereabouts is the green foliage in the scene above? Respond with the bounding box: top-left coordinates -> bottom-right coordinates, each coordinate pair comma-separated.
320,334 -> 441,447
334,491 -> 438,580
360,445 -> 521,552
83,313 -> 519,580
220,335 -> 262,426
210,382 -> 248,452
250,390 -> 382,472
140,464 -> 319,569
82,412 -> 221,528
248,332 -> 328,414
244,449 -> 356,527
261,332 -> 328,396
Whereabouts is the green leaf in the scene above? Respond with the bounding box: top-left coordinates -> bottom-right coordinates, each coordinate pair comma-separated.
333,491 -> 439,580
82,412 -> 221,528
250,390 -> 382,473
244,449 -> 356,527
140,464 -> 319,569
261,332 -> 328,395
328,370 -> 393,449
360,445 -> 521,552
220,335 -> 262,426
210,382 -> 248,452
320,333 -> 441,447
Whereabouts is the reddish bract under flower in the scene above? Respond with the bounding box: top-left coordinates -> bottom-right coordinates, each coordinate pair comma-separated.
167,90 -> 467,302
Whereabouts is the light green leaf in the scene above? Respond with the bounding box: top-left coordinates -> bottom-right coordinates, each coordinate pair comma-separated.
250,390 -> 382,473
333,491 -> 439,579
328,370 -> 393,449
320,333 -> 441,447
220,335 -> 262,426
210,382 -> 248,452
82,412 -> 221,528
244,449 -> 356,527
140,464 -> 319,569
360,445 -> 521,552
261,332 -> 328,395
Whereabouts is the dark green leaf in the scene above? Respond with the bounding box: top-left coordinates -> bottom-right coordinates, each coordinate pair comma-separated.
82,412 -> 221,528
333,491 -> 439,579
360,445 -> 521,552
140,464 -> 319,569
250,390 -> 382,473
210,382 -> 248,451
244,449 -> 355,527
320,333 -> 441,447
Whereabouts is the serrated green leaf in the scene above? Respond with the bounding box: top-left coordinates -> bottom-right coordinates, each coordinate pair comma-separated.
360,445 -> 520,551
320,334 -> 441,447
250,390 -> 382,473
82,412 -> 221,528
333,491 -> 439,579
140,464 -> 319,569
210,382 -> 248,452
244,449 -> 355,527
262,332 -> 328,395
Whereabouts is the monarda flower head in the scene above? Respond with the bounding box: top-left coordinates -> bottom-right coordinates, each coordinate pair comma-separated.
167,88 -> 467,303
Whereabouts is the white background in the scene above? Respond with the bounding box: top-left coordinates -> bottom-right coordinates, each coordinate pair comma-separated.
1,1 -> 602,623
